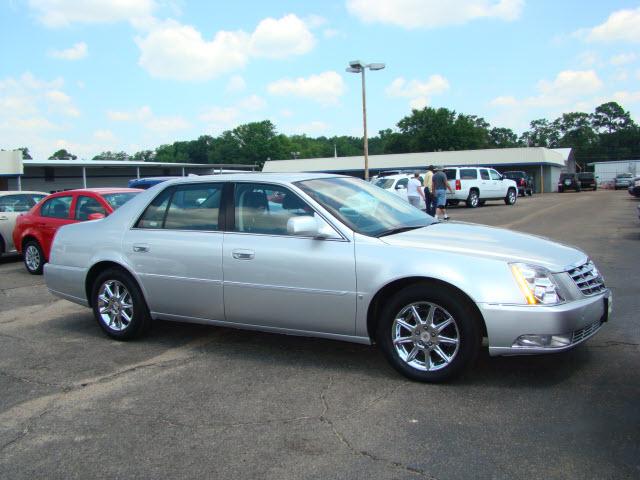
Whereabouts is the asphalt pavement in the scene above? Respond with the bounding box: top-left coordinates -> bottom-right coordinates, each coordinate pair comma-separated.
0,190 -> 638,479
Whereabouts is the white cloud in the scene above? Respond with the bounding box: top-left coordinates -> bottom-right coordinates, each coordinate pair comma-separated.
576,51 -> 600,68
581,7 -> 640,43
386,74 -> 450,108
323,28 -> 340,38
267,71 -> 345,105
136,14 -> 315,81
535,70 -> 602,100
610,53 -> 637,66
136,21 -> 250,81
250,14 -> 315,58
226,75 -> 246,93
292,121 -> 329,135
613,91 -> 640,105
280,109 -> 294,118
489,95 -> 518,107
93,129 -> 117,142
199,106 -> 240,125
346,0 -> 523,29
49,42 -> 88,60
28,0 -> 156,28
106,105 -> 188,133
45,89 -> 80,117
238,94 -> 266,111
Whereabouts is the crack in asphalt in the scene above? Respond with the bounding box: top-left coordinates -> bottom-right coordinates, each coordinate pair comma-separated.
0,408 -> 51,454
0,370 -> 64,389
319,376 -> 437,479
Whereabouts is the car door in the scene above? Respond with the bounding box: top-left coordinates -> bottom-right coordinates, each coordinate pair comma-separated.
489,169 -> 505,197
222,182 -> 357,336
38,195 -> 75,256
122,182 -> 225,321
478,169 -> 492,198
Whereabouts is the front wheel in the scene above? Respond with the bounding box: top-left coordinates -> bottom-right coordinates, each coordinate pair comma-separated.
376,283 -> 481,382
23,240 -> 44,275
504,188 -> 517,205
92,268 -> 151,340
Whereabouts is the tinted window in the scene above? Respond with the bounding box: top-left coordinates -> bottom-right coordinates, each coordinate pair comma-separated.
234,183 -> 313,235
374,178 -> 394,189
75,196 -> 106,221
137,184 -> 222,230
489,169 -> 502,180
102,192 -> 139,209
41,196 -> 72,218
0,194 -> 43,213
460,169 -> 477,180
444,169 -> 456,180
577,173 -> 594,179
480,169 -> 490,180
396,178 -> 409,188
164,184 -> 222,230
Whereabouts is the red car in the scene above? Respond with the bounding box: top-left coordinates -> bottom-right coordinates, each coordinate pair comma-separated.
13,188 -> 142,275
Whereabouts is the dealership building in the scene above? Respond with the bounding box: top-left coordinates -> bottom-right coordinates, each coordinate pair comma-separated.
263,147 -> 575,193
0,151 -> 255,193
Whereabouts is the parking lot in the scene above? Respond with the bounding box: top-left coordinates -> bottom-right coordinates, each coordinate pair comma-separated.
1,190 -> 638,479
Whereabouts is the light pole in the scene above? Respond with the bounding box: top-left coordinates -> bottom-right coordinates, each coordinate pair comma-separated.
346,60 -> 385,180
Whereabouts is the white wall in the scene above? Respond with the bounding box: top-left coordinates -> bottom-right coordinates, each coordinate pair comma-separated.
593,161 -> 640,183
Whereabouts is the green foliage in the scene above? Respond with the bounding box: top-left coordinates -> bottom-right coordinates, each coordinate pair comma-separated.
18,147 -> 32,160
92,151 -> 130,161
48,149 -> 77,160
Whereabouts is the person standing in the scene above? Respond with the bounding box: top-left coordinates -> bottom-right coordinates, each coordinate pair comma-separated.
423,165 -> 435,215
432,167 -> 453,221
407,172 -> 425,209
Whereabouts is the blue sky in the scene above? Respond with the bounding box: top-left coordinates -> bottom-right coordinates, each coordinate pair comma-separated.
1,0 -> 639,160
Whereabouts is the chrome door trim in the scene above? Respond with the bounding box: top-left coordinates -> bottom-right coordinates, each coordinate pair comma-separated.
223,279 -> 350,296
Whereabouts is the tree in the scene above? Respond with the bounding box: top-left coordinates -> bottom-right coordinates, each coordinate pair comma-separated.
92,151 -> 130,161
132,150 -> 155,162
18,147 -> 32,159
591,102 -> 635,134
519,119 -> 560,147
48,149 -> 77,160
488,128 -> 520,148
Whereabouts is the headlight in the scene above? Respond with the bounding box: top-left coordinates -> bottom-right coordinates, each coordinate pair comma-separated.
510,263 -> 563,305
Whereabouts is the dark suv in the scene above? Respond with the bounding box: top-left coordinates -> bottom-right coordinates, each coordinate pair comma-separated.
558,173 -> 580,192
502,171 -> 533,196
577,172 -> 597,191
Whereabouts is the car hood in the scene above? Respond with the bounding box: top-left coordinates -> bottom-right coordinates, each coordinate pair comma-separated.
380,222 -> 586,272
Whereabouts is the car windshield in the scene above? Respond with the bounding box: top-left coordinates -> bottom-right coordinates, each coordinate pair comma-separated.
374,178 -> 395,189
102,192 -> 140,210
577,173 -> 593,179
296,177 -> 434,237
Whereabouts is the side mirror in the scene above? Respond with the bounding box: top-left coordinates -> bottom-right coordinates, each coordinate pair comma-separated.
87,212 -> 105,221
287,215 -> 337,239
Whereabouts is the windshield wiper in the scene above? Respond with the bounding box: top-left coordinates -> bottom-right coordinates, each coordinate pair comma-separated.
376,225 -> 424,238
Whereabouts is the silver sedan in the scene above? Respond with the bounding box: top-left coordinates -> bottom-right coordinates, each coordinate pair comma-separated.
44,174 -> 611,382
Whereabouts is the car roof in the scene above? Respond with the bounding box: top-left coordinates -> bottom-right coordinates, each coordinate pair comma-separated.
158,172 -> 350,186
375,173 -> 417,180
0,191 -> 48,196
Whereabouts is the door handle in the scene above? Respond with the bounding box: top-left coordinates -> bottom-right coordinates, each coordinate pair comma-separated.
232,249 -> 254,260
0,216 -> 7,221
133,244 -> 150,253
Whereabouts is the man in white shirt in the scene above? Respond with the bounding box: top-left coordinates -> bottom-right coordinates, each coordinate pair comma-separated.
407,172 -> 425,208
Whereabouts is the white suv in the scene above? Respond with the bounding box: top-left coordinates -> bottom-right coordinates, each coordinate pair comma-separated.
443,167 -> 518,208
373,173 -> 426,209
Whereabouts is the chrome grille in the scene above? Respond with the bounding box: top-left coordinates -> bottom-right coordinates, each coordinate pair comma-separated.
572,320 -> 602,343
568,261 -> 606,296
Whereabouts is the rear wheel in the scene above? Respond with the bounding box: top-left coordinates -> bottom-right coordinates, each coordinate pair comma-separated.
23,240 -> 44,275
466,190 -> 480,208
91,268 -> 151,340
504,188 -> 517,205
376,283 -> 481,382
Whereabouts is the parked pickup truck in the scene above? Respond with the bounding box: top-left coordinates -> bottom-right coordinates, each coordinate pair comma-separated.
444,167 -> 518,208
502,171 -> 533,196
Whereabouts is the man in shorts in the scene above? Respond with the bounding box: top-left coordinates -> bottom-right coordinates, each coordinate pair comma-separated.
431,167 -> 453,221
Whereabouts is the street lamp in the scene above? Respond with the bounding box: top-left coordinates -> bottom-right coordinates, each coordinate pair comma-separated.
346,60 -> 385,180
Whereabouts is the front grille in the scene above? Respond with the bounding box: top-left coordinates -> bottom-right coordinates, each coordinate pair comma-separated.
568,261 -> 606,296
572,320 -> 602,343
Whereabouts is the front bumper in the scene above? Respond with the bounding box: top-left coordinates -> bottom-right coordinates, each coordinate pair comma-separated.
478,290 -> 611,356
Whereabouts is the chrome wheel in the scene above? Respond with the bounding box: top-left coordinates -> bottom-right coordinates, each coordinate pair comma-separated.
25,244 -> 41,272
97,280 -> 134,332
392,302 -> 460,371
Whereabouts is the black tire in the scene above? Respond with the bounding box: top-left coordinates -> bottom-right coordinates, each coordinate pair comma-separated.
504,188 -> 517,205
526,189 -> 533,196
23,239 -> 44,275
376,283 -> 481,382
558,187 -> 564,193
593,185 -> 597,191
447,200 -> 460,206
478,200 -> 486,207
91,267 -> 151,340
466,190 -> 480,208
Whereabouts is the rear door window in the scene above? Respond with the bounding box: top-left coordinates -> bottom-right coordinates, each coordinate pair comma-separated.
479,169 -> 490,180
40,196 -> 73,218
75,196 -> 107,221
460,169 -> 477,180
